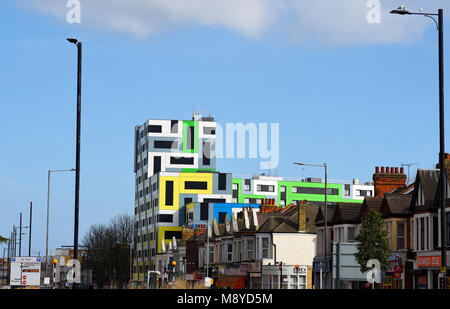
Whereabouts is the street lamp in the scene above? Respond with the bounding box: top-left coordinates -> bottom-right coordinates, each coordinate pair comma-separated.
390,6 -> 447,289
45,168 -> 75,280
67,37 -> 82,289
294,162 -> 327,289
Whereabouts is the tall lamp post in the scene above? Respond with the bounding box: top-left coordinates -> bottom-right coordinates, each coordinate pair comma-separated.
46,168 -> 75,279
294,162 -> 327,288
390,6 -> 447,289
67,37 -> 82,289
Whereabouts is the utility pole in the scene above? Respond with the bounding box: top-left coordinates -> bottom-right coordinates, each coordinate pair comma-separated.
67,38 -> 82,289
19,213 -> 22,257
28,202 -> 32,257
390,6 -> 447,288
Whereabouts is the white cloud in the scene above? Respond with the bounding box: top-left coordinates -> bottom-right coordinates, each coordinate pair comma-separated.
18,0 -> 450,45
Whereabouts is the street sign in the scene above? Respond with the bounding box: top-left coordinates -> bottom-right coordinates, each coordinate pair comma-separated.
10,257 -> 41,286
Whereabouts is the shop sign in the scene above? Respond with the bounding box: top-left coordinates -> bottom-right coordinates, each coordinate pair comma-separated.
386,254 -> 402,272
240,264 -> 248,273
313,261 -> 329,272
248,262 -> 261,273
417,256 -> 442,267
224,267 -> 244,276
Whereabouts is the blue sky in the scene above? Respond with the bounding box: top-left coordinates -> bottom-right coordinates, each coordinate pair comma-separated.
1,0 -> 450,257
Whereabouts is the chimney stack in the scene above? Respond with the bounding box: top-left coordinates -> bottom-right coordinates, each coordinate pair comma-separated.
373,165 -> 407,197
298,204 -> 306,232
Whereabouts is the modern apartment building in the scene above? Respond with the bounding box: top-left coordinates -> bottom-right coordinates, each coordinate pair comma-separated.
133,115 -> 234,280
232,175 -> 374,206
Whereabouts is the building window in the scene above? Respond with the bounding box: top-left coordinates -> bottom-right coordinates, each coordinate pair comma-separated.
165,181 -> 174,206
148,125 -> 162,133
348,227 -> 355,242
244,179 -> 251,191
200,203 -> 209,221
397,222 -> 405,250
227,243 -> 233,262
218,212 -> 227,224
238,241 -> 243,261
209,246 -> 214,264
344,184 -> 350,196
357,190 -> 372,197
154,140 -> 178,149
170,157 -> 194,165
433,216 -> 439,249
203,127 -> 216,135
294,187 -> 339,195
420,218 -> 425,251
185,181 -> 208,190
218,173 -> 227,191
203,142 -> 211,166
257,184 -> 275,192
153,156 -> 161,174
165,231 -> 182,240
158,214 -> 173,223
186,125 -> 195,151
247,239 -> 254,260
385,222 -> 392,249
171,120 -> 178,133
262,238 -> 270,259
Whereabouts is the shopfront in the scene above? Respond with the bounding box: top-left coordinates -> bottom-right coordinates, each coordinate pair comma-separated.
247,262 -> 262,289
414,253 -> 450,289
383,253 -> 406,289
261,265 -> 308,289
215,264 -> 248,289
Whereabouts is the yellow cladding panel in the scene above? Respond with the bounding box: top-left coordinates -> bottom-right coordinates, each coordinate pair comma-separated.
180,172 -> 213,194
186,202 -> 195,213
157,226 -> 183,253
159,176 -> 180,210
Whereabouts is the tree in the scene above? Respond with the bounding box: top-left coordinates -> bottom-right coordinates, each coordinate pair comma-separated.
82,213 -> 134,288
355,209 -> 390,273
0,236 -> 8,244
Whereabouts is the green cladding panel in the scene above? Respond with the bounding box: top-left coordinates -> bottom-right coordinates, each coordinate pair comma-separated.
182,121 -> 199,153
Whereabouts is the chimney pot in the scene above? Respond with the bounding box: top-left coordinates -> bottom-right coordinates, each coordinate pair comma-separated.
375,166 -> 380,173
395,167 -> 399,174
381,167 -> 385,173
400,167 -> 404,174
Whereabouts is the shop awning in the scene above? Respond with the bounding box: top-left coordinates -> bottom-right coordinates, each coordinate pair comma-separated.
215,276 -> 245,289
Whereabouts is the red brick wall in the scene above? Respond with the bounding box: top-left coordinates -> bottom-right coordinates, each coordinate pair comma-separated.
373,166 -> 407,197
